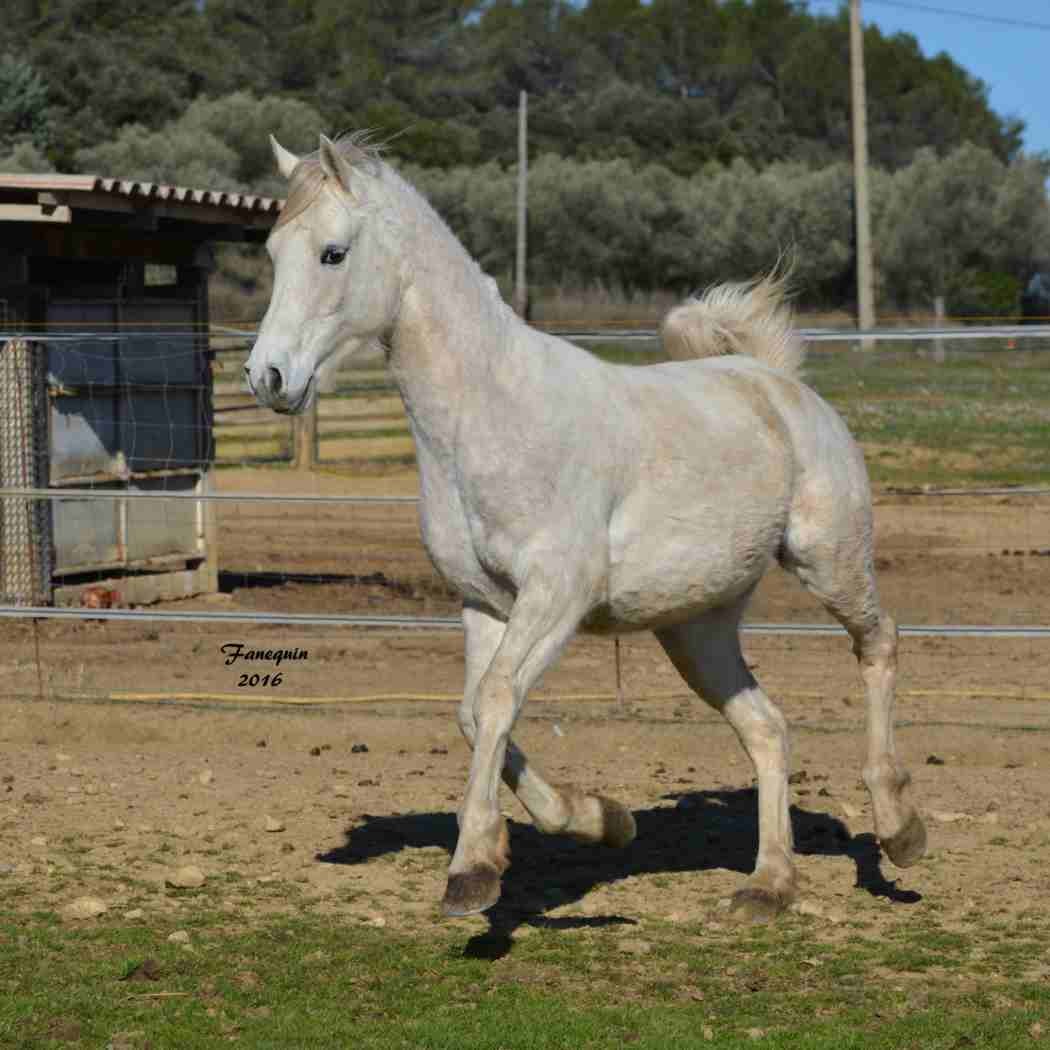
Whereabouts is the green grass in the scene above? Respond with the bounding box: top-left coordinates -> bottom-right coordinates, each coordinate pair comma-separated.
2,906 -> 1048,1049
802,345 -> 1050,487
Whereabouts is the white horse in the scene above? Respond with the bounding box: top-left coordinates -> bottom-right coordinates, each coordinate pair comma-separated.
245,133 -> 926,922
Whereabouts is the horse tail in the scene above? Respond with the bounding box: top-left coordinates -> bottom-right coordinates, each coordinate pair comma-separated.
659,271 -> 804,378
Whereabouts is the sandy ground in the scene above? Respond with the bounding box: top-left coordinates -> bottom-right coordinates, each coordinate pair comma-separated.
1,467 -> 1048,935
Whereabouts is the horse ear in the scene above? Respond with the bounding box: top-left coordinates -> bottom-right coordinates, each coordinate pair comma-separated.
318,134 -> 356,196
270,135 -> 300,179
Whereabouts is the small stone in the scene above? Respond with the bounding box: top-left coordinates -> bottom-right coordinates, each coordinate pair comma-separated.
930,810 -> 970,824
702,1026 -> 715,1041
56,752 -> 72,762
63,896 -> 108,920
198,770 -> 214,786
332,784 -> 350,798
1030,1021 -> 1044,1039
166,865 -> 206,889
826,908 -> 847,924
262,815 -> 285,833
83,785 -> 99,796
795,899 -> 825,919
747,1028 -> 766,1040
840,801 -> 861,819
350,743 -> 369,754
366,915 -> 386,928
256,739 -> 267,748
167,930 -> 191,944
925,754 -> 945,766
124,908 -> 144,920
30,835 -> 47,847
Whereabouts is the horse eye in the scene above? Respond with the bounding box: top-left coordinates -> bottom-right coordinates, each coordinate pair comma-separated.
320,245 -> 347,266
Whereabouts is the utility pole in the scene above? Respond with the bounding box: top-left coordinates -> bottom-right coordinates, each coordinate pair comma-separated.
849,0 -> 875,337
514,90 -> 528,319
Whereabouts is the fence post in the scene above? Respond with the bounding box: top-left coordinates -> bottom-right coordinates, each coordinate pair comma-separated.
933,295 -> 946,363
293,402 -> 318,472
0,339 -> 52,605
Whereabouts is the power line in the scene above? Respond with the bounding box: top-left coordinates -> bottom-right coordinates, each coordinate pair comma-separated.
810,0 -> 1050,32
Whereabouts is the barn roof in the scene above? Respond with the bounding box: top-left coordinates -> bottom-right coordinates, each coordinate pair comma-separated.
0,173 -> 282,240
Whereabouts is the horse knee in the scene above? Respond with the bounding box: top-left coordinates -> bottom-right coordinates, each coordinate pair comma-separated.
853,613 -> 897,670
456,701 -> 477,745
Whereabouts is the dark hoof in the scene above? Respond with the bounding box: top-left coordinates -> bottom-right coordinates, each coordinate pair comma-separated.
441,866 -> 501,918
729,887 -> 790,924
881,811 -> 927,868
598,797 -> 637,848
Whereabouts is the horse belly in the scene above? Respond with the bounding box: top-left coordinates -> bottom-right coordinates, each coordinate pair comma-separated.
594,521 -> 779,632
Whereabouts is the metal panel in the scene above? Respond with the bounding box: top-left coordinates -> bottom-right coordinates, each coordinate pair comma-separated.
46,301 -> 117,386
120,300 -> 199,385
52,486 -> 121,572
50,393 -> 121,479
118,389 -> 201,472
125,475 -> 201,562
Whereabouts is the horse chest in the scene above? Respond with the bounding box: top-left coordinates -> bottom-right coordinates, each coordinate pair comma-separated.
416,466 -> 515,615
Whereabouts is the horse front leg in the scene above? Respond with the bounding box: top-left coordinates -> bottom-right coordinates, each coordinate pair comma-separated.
441,569 -> 599,917
458,602 -> 637,850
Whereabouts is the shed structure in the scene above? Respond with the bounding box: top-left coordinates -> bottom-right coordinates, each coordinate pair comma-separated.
0,174 -> 280,606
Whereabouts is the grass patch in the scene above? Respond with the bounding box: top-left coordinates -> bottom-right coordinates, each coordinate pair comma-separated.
2,908 -> 1048,1048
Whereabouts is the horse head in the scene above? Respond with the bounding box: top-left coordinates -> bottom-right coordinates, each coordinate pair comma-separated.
244,134 -> 403,414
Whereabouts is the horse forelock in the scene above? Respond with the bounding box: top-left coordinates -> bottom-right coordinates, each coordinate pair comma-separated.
274,132 -> 386,230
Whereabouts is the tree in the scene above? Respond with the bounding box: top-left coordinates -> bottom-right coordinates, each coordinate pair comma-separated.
0,55 -> 50,152
876,146 -> 1050,312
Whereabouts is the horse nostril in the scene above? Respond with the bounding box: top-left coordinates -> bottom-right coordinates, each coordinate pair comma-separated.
268,366 -> 283,396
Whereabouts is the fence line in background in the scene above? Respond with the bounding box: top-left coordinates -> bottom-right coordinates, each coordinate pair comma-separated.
4,323 -> 1050,346
2,322 -> 1047,645
2,605 -> 1048,639
2,486 -> 1049,505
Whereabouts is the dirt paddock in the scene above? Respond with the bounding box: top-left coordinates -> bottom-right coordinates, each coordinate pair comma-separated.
1,467 -> 1048,935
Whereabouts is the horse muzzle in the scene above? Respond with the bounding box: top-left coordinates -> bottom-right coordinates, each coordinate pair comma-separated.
244,361 -> 316,415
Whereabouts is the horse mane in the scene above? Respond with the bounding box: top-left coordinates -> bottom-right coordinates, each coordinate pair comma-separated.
275,131 -> 387,230
659,271 -> 805,378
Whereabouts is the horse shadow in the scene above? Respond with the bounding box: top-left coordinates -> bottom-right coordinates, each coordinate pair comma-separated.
317,788 -> 921,959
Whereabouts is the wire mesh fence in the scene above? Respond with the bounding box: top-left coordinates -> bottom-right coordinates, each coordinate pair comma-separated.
0,323 -> 1047,704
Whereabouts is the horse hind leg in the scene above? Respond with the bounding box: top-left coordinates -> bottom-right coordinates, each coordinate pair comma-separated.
657,604 -> 798,923
781,511 -> 926,868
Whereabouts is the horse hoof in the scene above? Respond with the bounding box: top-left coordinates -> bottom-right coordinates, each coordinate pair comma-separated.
729,886 -> 789,924
441,867 -> 502,918
881,811 -> 927,868
598,797 -> 637,848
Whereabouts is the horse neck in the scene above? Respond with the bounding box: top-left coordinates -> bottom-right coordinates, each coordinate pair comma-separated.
386,190 -> 520,454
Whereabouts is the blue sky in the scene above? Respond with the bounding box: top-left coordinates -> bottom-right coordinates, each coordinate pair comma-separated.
832,0 -> 1050,157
